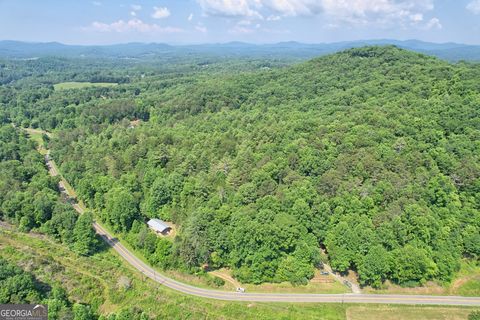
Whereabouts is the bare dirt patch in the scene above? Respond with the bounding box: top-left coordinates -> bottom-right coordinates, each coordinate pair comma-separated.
209,269 -> 240,289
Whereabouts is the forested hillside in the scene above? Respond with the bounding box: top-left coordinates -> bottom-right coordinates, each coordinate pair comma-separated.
0,125 -> 97,255
1,46 -> 479,288
2,40 -> 480,61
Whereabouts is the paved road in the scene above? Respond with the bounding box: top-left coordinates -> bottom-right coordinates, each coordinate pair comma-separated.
45,152 -> 59,177
35,130 -> 480,306
92,221 -> 480,305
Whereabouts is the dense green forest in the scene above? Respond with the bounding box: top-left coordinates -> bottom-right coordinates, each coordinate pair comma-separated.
0,125 -> 149,318
0,124 -> 98,256
1,46 -> 479,289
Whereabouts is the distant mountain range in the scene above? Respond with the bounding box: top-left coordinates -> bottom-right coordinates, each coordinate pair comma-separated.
1,39 -> 479,62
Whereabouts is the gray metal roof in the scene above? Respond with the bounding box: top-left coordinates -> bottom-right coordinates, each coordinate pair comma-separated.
147,219 -> 170,233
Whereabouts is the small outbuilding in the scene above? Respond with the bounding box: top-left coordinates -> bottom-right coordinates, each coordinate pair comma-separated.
147,218 -> 172,235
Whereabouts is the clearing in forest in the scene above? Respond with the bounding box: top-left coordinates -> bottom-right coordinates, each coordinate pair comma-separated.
53,81 -> 118,90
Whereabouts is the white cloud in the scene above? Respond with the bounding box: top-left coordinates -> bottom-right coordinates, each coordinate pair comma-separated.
229,18 -> 263,33
467,0 -> 480,14
229,25 -> 255,34
197,0 -> 436,28
197,0 -> 263,19
85,19 -> 182,33
92,1 -> 102,6
152,6 -> 171,19
409,13 -> 423,22
425,17 -> 442,29
266,15 -> 281,21
262,27 -> 291,34
195,23 -> 208,32
318,0 -> 434,26
130,11 -> 137,16
238,19 -> 252,25
324,23 -> 339,29
131,4 -> 142,11
267,0 -> 323,16
188,13 -> 194,21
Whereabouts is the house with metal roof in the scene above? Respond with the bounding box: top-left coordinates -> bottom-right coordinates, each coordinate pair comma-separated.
147,218 -> 172,235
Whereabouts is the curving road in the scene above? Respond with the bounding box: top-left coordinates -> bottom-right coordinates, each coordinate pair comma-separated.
34,129 -> 480,306
92,221 -> 480,305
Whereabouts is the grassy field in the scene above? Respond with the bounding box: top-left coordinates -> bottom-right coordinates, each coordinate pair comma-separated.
53,82 -> 118,91
0,228 -> 477,320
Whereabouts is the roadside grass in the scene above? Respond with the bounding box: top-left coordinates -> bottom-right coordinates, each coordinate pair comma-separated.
458,279 -> 480,297
362,260 -> 480,297
453,261 -> 480,297
59,174 -> 79,199
345,306 -> 474,320
92,220 -> 234,291
0,227 -> 348,320
362,281 -> 446,295
1,228 -> 477,320
209,268 -> 349,294
242,277 -> 348,294
53,82 -> 118,91
98,219 -> 348,294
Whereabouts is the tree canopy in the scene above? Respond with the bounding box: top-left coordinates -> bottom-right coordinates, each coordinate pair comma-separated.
1,46 -> 479,287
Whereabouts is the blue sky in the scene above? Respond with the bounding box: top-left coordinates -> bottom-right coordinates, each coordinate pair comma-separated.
0,0 -> 479,45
